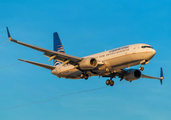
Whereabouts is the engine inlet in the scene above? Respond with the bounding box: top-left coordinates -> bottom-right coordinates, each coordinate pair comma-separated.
134,70 -> 141,78
90,58 -> 97,66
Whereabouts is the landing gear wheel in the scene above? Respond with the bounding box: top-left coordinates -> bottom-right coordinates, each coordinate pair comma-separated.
106,79 -> 110,85
109,80 -> 114,86
139,66 -> 144,71
80,73 -> 85,78
84,75 -> 88,80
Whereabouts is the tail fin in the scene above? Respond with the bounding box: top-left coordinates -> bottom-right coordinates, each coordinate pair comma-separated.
53,32 -> 65,66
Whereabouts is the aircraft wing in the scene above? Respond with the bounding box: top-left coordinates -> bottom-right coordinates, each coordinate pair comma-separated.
6,27 -> 82,66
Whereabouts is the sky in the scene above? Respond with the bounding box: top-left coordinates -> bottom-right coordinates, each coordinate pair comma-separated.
0,0 -> 171,120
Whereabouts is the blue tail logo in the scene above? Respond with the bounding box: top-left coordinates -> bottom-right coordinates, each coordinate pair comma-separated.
53,32 -> 65,66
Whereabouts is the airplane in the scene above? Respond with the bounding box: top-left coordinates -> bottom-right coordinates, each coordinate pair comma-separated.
6,27 -> 164,86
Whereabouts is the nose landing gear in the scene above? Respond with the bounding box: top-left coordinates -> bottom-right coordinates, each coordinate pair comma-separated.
139,60 -> 149,71
139,65 -> 144,71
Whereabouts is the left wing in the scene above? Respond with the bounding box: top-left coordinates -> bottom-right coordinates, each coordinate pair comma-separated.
6,27 -> 82,66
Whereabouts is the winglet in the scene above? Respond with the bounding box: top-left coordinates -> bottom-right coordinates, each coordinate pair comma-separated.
160,67 -> 164,85
6,27 -> 13,40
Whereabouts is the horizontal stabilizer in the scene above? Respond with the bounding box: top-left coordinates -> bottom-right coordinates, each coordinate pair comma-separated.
18,59 -> 56,70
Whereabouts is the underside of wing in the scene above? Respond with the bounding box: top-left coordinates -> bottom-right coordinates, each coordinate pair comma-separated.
44,52 -> 82,65
141,74 -> 161,80
141,68 -> 164,81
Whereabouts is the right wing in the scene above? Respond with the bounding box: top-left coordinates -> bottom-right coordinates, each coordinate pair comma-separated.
6,27 -> 82,66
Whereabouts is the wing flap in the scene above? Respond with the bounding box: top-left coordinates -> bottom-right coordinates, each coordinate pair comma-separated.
18,59 -> 56,70
44,52 -> 81,65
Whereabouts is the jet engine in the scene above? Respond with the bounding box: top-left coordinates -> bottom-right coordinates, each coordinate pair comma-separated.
79,58 -> 98,70
124,69 -> 141,81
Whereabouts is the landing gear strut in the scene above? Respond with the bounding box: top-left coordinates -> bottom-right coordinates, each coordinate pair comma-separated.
139,64 -> 144,71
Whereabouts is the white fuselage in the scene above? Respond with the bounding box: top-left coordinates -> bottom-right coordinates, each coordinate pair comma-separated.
51,43 -> 156,79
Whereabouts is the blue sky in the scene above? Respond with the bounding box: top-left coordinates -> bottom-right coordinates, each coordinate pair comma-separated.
0,0 -> 171,120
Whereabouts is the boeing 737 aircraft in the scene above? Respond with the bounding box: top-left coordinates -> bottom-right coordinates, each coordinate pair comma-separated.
6,27 -> 164,86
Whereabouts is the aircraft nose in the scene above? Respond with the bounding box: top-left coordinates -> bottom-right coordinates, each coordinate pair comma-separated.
153,49 -> 156,55
148,49 -> 156,60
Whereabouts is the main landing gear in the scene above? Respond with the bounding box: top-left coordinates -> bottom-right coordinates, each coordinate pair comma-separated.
80,73 -> 89,80
106,79 -> 114,86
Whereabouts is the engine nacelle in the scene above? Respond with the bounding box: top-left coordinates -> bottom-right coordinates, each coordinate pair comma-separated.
124,69 -> 141,81
79,57 -> 98,70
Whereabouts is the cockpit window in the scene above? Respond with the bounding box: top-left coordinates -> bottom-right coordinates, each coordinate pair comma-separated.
141,46 -> 153,48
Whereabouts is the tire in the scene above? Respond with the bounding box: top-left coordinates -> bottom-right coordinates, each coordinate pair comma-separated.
110,80 -> 114,86
139,67 -> 144,71
106,80 -> 110,85
85,75 -> 88,80
80,73 -> 85,78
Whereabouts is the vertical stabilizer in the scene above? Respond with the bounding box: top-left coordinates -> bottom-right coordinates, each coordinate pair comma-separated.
53,32 -> 65,66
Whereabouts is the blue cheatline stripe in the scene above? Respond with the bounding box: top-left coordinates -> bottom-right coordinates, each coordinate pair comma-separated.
53,32 -> 65,66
